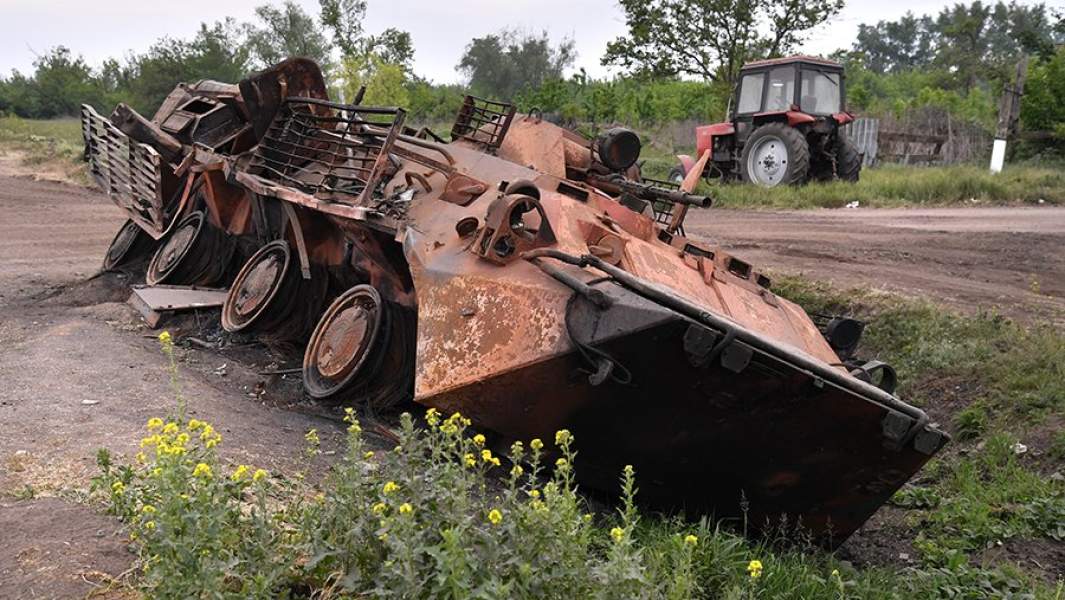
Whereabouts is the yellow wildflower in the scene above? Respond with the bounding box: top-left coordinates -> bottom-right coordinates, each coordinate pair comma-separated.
205,438 -> 219,449
426,407 -> 440,426
473,434 -> 486,447
555,429 -> 571,446
151,468 -> 162,478
510,465 -> 524,477
111,481 -> 125,494
610,527 -> 624,543
343,407 -> 356,422
142,504 -> 156,514
583,514 -> 593,523
490,457 -> 500,467
188,419 -> 203,430
364,451 -> 375,460
135,452 -> 147,464
747,559 -> 763,579
252,468 -> 268,482
527,489 -> 540,499
193,463 -> 212,478
398,503 -> 413,515
487,508 -> 503,525
831,568 -> 840,579
175,432 -> 189,446
231,465 -> 250,481
530,499 -> 547,512
146,418 -> 164,431
481,449 -> 493,462
530,438 -> 543,451
684,534 -> 698,547
555,458 -> 569,470
162,422 -> 178,435
157,331 -> 172,344
144,520 -> 156,530
510,441 -> 524,455
372,502 -> 387,515
464,453 -> 476,468
382,481 -> 399,495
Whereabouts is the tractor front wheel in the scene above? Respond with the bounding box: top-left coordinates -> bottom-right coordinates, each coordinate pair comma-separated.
740,123 -> 810,187
668,165 -> 686,184
836,133 -> 862,183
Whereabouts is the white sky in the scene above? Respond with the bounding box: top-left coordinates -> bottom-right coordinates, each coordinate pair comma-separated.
0,0 -> 1058,83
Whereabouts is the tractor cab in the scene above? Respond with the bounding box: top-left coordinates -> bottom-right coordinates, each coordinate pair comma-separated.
734,57 -> 844,118
674,56 -> 860,188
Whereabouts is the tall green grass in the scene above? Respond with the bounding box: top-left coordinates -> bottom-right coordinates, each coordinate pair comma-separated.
707,164 -> 1065,208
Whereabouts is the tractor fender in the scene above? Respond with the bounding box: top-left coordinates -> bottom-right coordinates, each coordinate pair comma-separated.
833,112 -> 855,126
676,154 -> 696,176
784,111 -> 817,127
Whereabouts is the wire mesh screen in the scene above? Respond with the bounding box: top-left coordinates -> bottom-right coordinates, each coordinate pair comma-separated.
450,95 -> 515,150
249,97 -> 406,205
640,177 -> 684,230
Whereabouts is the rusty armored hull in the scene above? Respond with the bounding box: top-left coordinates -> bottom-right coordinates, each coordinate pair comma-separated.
82,59 -> 948,547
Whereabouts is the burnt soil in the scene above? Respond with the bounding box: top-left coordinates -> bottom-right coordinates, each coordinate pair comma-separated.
1,173 -> 1063,595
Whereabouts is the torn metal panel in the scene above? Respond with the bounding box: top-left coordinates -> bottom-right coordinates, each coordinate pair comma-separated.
128,284 -> 229,328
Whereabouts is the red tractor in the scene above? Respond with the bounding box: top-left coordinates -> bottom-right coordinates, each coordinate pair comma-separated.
671,56 -> 861,187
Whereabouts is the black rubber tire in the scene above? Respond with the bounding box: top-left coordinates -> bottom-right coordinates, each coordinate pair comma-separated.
836,133 -> 862,183
740,122 -> 810,187
668,165 -> 686,184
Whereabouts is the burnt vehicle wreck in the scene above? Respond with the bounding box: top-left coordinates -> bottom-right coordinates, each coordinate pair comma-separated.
82,58 -> 948,547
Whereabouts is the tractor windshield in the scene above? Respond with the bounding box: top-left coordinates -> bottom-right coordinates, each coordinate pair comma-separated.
764,67 -> 796,112
800,68 -> 841,115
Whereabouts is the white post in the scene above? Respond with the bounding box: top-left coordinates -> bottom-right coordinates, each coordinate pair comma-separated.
989,139 -> 1007,173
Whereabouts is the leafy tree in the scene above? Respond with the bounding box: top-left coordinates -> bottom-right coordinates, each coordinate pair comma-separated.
458,30 -> 575,100
247,1 -> 334,71
602,0 -> 844,85
123,19 -> 253,114
1022,47 -> 1065,136
853,13 -> 937,74
3,47 -> 109,118
339,55 -> 409,106
851,2 -> 1059,87
319,0 -> 413,70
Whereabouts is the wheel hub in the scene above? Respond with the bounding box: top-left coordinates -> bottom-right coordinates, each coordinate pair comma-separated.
157,224 -> 196,272
303,285 -> 388,400
748,136 -> 788,186
234,255 -> 282,317
315,302 -> 374,379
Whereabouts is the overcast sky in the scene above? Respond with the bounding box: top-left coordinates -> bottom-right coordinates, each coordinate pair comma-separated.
0,0 -> 1057,83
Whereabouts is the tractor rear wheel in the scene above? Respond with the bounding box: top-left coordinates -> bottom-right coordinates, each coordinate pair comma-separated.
836,133 -> 862,183
740,123 -> 809,187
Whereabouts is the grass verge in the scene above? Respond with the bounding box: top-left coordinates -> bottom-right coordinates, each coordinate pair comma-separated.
91,281 -> 1064,598
0,116 -> 90,185
639,141 -> 1065,208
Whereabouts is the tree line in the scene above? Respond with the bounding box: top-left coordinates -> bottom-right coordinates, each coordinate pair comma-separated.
1,0 -> 1063,142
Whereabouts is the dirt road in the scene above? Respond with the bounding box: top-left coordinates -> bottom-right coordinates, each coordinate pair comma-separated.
686,206 -> 1065,325
0,174 -> 355,597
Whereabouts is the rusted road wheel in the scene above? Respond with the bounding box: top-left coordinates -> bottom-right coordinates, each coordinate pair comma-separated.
302,284 -> 414,409
146,211 -> 233,286
222,240 -> 297,333
102,219 -> 156,271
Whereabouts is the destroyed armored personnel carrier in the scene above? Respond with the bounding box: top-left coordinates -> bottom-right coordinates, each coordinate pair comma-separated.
81,58 -> 948,547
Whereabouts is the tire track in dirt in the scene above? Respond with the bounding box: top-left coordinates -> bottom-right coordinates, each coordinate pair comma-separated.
685,206 -> 1065,325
